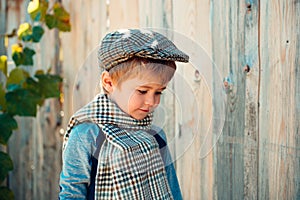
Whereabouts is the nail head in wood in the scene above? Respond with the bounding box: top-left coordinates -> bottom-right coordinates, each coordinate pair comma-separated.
244,65 -> 250,73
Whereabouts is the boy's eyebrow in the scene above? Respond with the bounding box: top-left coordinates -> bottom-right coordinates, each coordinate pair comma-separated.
138,85 -> 167,90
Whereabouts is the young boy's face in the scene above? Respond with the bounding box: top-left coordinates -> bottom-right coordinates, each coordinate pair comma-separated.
108,72 -> 168,120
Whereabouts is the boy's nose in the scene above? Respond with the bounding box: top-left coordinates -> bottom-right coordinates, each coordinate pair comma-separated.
145,95 -> 156,106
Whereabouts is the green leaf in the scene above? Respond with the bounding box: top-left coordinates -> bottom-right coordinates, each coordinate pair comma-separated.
17,23 -> 32,42
0,114 -> 17,145
35,74 -> 62,98
11,47 -> 35,66
45,2 -> 71,32
32,26 -> 44,42
5,88 -> 43,116
0,151 -> 13,183
0,186 -> 14,200
45,14 -> 56,29
23,47 -> 36,66
12,52 -> 23,67
6,68 -> 30,90
0,84 -> 6,111
17,24 -> 44,43
28,0 -> 49,22
23,77 -> 43,106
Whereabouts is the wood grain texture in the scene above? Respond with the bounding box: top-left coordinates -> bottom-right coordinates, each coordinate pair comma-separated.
109,0 -> 140,30
259,1 -> 300,199
0,0 -> 7,95
35,26 -> 63,199
0,0 -> 6,55
210,0 -> 259,199
172,0 -> 214,199
61,0 -> 107,125
243,0 -> 259,199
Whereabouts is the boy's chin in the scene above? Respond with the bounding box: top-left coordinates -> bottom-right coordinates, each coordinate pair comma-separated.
130,113 -> 149,121
131,115 -> 147,121
129,109 -> 155,121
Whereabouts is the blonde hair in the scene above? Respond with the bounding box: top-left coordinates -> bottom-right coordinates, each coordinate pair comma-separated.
102,57 -> 176,92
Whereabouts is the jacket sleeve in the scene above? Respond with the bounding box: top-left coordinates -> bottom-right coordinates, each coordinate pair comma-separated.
155,128 -> 183,200
59,123 -> 99,199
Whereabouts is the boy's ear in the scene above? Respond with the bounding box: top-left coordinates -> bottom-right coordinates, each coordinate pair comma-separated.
101,71 -> 114,93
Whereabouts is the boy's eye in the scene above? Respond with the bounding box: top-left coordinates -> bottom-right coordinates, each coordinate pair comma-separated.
137,90 -> 147,94
137,89 -> 164,95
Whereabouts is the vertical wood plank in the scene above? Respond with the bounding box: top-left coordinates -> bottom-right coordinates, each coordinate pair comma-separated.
9,117 -> 34,200
61,0 -> 107,125
172,0 -> 214,199
243,0 -> 259,199
34,25 -> 61,200
109,0 -> 140,30
0,0 -> 6,55
172,8 -> 198,194
259,1 -> 300,199
210,0 -> 259,199
296,2 -> 300,199
0,0 -> 7,107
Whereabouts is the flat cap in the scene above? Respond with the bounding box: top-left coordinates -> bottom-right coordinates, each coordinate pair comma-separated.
98,29 -> 189,70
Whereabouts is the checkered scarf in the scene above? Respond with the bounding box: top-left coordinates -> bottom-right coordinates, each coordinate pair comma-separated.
63,94 -> 173,199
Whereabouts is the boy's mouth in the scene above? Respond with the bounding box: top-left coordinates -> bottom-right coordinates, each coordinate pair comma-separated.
139,108 -> 150,113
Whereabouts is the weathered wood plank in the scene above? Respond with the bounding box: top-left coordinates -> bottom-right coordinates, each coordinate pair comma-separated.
259,1 -> 300,199
0,0 -> 7,102
61,0 -> 107,125
0,0 -> 7,55
9,117 -> 34,200
210,0 -> 259,199
109,0 -> 139,30
34,27 -> 62,200
243,0 -> 259,199
172,0 -> 214,199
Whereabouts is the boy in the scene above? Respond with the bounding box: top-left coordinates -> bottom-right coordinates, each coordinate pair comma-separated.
59,29 -> 189,199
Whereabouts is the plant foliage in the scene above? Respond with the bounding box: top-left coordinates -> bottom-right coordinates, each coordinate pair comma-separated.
0,0 -> 71,198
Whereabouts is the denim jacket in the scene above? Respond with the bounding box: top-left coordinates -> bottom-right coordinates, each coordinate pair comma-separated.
59,123 -> 183,199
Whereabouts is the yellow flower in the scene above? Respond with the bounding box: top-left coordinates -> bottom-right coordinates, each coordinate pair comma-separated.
0,55 -> 7,63
0,55 -> 8,75
27,0 -> 39,14
17,23 -> 31,37
11,44 -> 23,53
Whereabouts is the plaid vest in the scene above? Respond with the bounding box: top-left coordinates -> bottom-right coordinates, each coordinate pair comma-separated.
63,94 -> 173,199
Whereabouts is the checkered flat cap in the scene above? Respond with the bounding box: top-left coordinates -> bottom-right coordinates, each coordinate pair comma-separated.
98,29 -> 189,70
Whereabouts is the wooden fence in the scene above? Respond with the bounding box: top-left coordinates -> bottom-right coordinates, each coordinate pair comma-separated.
1,0 -> 299,199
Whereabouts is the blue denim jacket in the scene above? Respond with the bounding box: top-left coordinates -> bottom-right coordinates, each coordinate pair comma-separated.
59,123 -> 183,199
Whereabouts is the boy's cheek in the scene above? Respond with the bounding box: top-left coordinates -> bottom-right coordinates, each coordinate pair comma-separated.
154,96 -> 161,106
151,103 -> 160,112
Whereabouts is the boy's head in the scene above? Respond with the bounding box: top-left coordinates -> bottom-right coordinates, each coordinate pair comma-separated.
98,29 -> 189,120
